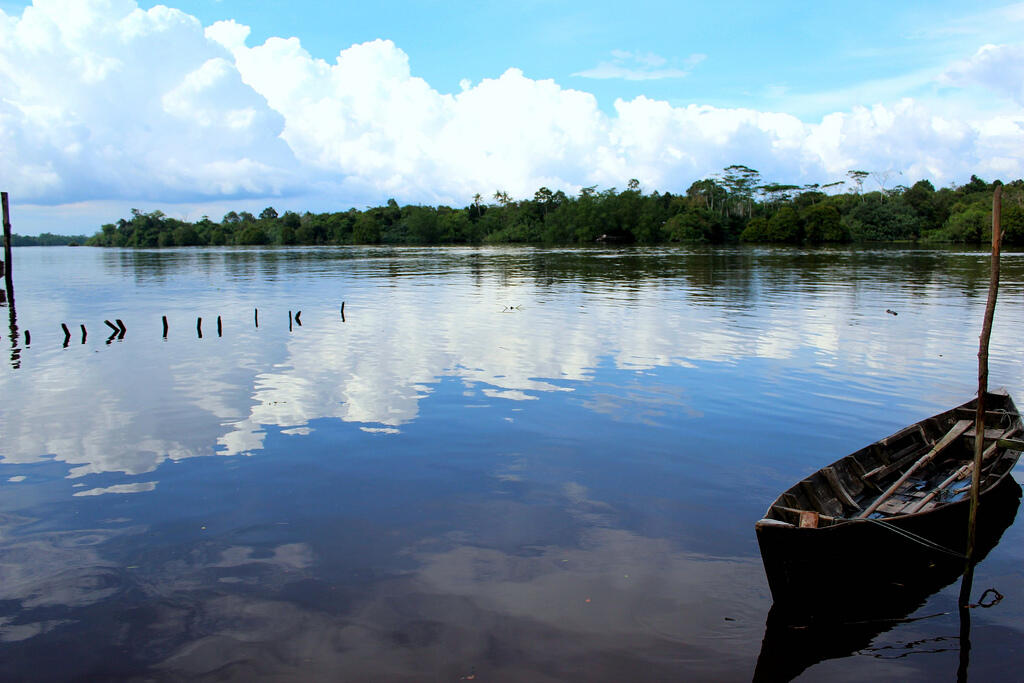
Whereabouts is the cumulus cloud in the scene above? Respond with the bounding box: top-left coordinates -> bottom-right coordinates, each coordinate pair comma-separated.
1,0 -> 1023,216
0,0 -> 295,203
943,43 -> 1024,106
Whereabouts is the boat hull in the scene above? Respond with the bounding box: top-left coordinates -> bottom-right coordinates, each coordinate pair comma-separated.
756,392 -> 1022,606
757,473 -> 1021,607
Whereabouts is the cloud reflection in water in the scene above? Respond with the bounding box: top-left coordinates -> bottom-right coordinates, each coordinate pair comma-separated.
5,247 -> 1022,482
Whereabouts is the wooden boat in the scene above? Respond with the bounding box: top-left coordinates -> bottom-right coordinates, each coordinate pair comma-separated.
756,390 -> 1023,605
753,477 -> 1021,682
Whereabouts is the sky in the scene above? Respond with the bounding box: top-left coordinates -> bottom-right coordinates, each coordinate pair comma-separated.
1,0 -> 1023,234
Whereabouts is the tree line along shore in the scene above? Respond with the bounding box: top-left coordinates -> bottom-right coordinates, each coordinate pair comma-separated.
18,169 -> 1024,248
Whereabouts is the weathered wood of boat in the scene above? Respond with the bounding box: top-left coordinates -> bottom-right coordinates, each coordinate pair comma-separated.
756,390 -> 1023,605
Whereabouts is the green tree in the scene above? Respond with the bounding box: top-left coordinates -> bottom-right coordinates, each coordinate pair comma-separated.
961,175 -> 988,195
717,165 -> 760,216
847,170 -> 870,197
404,206 -> 441,244
208,227 -> 229,245
739,217 -> 770,242
766,206 -> 802,242
903,179 -> 942,232
237,224 -> 268,245
741,206 -> 801,242
1003,204 -> 1024,244
686,178 -> 727,214
801,203 -> 848,242
278,224 -> 296,245
352,211 -> 382,243
438,207 -> 471,242
665,209 -> 723,242
936,206 -> 988,242
845,200 -> 921,241
173,223 -> 202,246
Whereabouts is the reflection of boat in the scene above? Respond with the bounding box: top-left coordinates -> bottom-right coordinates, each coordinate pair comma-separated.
753,476 -> 1021,682
756,391 -> 1022,605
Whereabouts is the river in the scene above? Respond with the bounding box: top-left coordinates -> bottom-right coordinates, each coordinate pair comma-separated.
2,245 -> 1023,681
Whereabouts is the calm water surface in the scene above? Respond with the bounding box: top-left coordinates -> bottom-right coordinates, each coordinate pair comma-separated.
2,245 -> 1024,681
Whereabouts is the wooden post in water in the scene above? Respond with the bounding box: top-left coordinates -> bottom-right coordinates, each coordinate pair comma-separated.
162,315 -> 169,338
959,182 -> 1002,607
217,315 -> 222,337
2,192 -> 13,303
6,295 -> 17,367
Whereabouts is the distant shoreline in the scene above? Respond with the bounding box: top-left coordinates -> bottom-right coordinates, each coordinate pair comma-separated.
9,233 -> 88,247
19,172 -> 1024,249
86,175 -> 1024,249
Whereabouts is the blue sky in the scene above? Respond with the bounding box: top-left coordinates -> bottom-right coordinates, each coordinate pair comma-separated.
141,0 -> 1015,116
0,0 -> 1022,233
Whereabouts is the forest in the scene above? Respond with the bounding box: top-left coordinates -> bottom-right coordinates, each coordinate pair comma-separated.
11,232 -> 89,246
84,168 -> 1024,248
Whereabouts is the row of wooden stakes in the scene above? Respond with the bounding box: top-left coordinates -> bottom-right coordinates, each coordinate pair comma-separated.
30,302 -> 347,348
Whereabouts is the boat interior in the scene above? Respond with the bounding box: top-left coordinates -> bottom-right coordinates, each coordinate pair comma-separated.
762,395 -> 1023,528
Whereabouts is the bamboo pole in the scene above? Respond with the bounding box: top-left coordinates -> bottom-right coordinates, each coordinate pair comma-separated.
959,182 -> 1002,607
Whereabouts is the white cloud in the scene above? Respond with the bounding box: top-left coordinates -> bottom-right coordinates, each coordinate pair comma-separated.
0,0 -> 1023,223
73,481 -> 157,496
573,50 -> 706,81
942,43 -> 1024,106
0,0 -> 295,203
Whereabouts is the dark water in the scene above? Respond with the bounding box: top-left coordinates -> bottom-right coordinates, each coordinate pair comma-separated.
1,245 -> 1023,681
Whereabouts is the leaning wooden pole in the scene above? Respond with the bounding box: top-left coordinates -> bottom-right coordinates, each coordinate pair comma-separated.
2,192 -> 13,302
959,182 -> 1002,607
